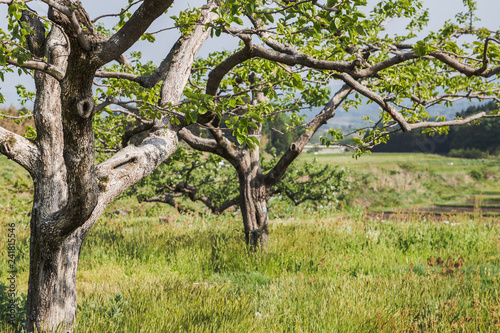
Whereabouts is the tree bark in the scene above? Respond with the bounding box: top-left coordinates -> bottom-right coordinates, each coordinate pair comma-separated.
235,131 -> 270,248
21,19 -> 91,331
26,230 -> 83,333
239,171 -> 270,249
24,24 -> 72,332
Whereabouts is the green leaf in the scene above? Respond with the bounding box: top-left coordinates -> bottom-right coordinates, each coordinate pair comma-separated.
413,40 -> 437,56
190,111 -> 197,123
233,16 -> 244,25
329,19 -> 337,32
313,21 -> 321,35
291,73 -> 304,90
223,14 -> 233,24
245,1 -> 255,16
355,25 -> 365,35
236,134 -> 245,145
334,18 -> 341,30
240,117 -> 248,128
250,135 -> 260,148
250,113 -> 263,123
355,10 -> 366,18
231,4 -> 239,15
245,137 -> 256,150
141,34 -> 156,42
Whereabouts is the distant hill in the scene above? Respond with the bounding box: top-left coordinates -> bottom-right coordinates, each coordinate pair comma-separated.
302,97 -> 476,134
0,105 -> 34,136
371,101 -> 500,155
328,98 -> 475,131
301,97 -> 480,145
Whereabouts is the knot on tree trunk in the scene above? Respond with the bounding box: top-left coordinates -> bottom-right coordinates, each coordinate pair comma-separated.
76,97 -> 95,119
0,144 -> 12,159
0,136 -> 16,159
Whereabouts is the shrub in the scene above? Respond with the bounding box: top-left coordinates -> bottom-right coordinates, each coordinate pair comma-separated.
469,169 -> 484,181
448,148 -> 488,159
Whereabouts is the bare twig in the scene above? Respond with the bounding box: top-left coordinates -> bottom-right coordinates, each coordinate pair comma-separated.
91,0 -> 142,23
0,113 -> 33,119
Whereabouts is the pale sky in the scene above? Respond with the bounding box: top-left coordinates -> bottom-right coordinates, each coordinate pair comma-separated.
1,0 -> 499,107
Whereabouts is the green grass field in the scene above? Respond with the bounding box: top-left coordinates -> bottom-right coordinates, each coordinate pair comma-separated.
1,153 -> 499,332
299,152 -> 500,210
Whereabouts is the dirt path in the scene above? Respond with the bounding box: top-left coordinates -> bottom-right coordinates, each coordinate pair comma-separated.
365,205 -> 500,221
420,205 -> 500,213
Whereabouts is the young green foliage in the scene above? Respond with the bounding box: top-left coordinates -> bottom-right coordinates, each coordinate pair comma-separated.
133,145 -> 350,214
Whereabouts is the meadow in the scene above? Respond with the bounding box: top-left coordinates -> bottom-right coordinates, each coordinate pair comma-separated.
1,153 -> 499,332
304,152 -> 500,211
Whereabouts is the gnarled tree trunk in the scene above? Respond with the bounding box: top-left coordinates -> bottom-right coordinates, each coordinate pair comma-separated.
24,23 -> 76,332
239,171 -> 270,248
0,1 -> 216,331
9,2 -> 217,331
26,230 -> 84,332
236,135 -> 270,249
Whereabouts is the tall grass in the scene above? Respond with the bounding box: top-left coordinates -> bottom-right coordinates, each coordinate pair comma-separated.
65,214 -> 500,332
1,154 -> 499,332
2,211 -> 499,332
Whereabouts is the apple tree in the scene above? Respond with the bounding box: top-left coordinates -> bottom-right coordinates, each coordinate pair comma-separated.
97,0 -> 500,249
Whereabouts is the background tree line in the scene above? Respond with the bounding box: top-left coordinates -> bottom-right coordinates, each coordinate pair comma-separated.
371,101 -> 500,156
